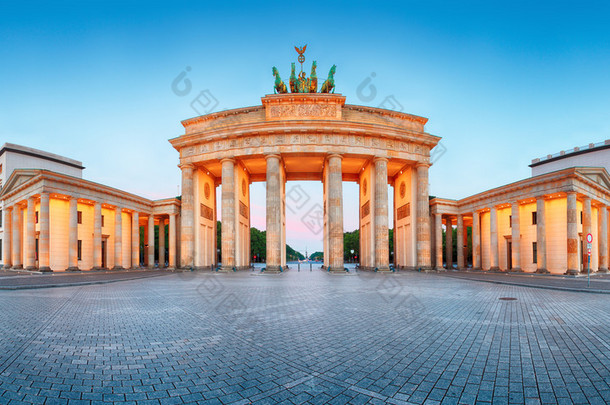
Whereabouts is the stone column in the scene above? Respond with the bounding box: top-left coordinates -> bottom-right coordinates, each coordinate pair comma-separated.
536,197 -> 548,273
169,213 -> 177,269
221,158 -> 236,271
3,207 -> 12,268
489,207 -> 499,271
179,163 -> 195,268
25,196 -> 36,270
158,218 -> 165,268
328,154 -> 344,272
38,193 -> 51,272
132,212 -> 140,268
113,207 -> 123,270
472,211 -> 480,270
511,202 -> 521,272
566,192 -> 579,275
445,217 -> 453,270
66,197 -> 79,271
598,206 -> 608,273
434,213 -> 443,270
415,163 -> 431,269
457,214 -> 464,269
374,157 -> 390,271
583,197 -> 592,271
148,215 -> 154,269
93,202 -> 102,269
11,205 -> 22,269
265,155 -> 282,272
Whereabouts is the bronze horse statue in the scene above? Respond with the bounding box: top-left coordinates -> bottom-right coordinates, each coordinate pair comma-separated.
272,66 -> 287,94
309,61 -> 318,93
320,64 -> 336,93
289,63 -> 298,93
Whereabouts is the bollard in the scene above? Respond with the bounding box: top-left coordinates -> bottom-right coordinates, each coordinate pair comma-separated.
310,263 -> 312,271
298,263 -> 300,272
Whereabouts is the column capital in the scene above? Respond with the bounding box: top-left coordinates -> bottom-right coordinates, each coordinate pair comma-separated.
415,162 -> 430,169
178,163 -> 195,170
264,153 -> 281,161
5,205 -> 13,213
373,156 -> 389,163
327,153 -> 343,161
220,158 -> 236,164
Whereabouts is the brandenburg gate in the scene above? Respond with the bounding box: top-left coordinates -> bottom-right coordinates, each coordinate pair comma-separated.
170,92 -> 439,272
170,52 -> 440,272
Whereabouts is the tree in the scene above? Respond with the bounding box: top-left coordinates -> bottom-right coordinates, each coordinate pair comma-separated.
310,251 -> 323,261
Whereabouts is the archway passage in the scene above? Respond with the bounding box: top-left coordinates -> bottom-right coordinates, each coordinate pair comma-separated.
170,93 -> 440,272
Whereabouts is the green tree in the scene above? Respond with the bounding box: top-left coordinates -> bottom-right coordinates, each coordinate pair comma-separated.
310,251 -> 323,261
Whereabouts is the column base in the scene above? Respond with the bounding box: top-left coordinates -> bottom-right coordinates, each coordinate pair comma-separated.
536,268 -> 550,274
375,266 -> 391,272
38,267 -> 53,273
489,267 -> 501,272
111,266 -> 124,271
65,267 -> 81,272
263,265 -> 282,273
25,266 -> 37,271
91,267 -> 104,271
597,267 -> 609,273
12,265 -> 23,270
565,269 -> 580,275
328,266 -> 346,272
510,267 -> 523,272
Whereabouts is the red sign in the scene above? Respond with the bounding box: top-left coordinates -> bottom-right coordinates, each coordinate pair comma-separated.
588,248 -> 592,256
587,233 -> 593,243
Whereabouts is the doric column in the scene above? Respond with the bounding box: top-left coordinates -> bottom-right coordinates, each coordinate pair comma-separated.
566,192 -> 579,274
445,217 -> 453,270
148,215 -> 154,269
472,211 -> 480,270
3,207 -> 12,268
598,206 -> 608,273
113,207 -> 123,270
12,205 -> 22,269
67,197 -> 79,271
158,217 -> 165,268
328,154 -> 344,272
457,214 -> 464,269
37,193 -> 51,272
131,212 -> 140,268
169,213 -> 177,269
434,213 -> 443,270
93,202 -> 102,269
536,197 -> 548,273
489,207 -> 499,271
415,163 -> 431,269
374,157 -> 389,271
511,202 -> 521,272
179,163 -> 195,268
583,197 -> 592,272
265,155 -> 282,272
221,158 -> 236,271
25,196 -> 36,270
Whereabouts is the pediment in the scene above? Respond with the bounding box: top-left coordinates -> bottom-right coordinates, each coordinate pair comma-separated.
577,167 -> 610,191
0,169 -> 41,198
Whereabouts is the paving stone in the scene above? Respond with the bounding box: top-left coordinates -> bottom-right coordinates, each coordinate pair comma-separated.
0,271 -> 608,404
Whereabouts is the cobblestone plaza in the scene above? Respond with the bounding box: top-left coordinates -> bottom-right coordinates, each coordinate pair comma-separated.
1,271 -> 609,404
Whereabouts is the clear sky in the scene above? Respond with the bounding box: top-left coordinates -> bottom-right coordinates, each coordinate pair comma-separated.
2,1 -> 609,254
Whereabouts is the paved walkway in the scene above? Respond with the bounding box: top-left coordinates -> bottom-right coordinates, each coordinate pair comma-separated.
437,270 -> 610,294
0,270 -> 169,289
0,270 -> 609,404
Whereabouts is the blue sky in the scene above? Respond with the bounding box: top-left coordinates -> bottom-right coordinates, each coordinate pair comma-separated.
1,1 -> 609,254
